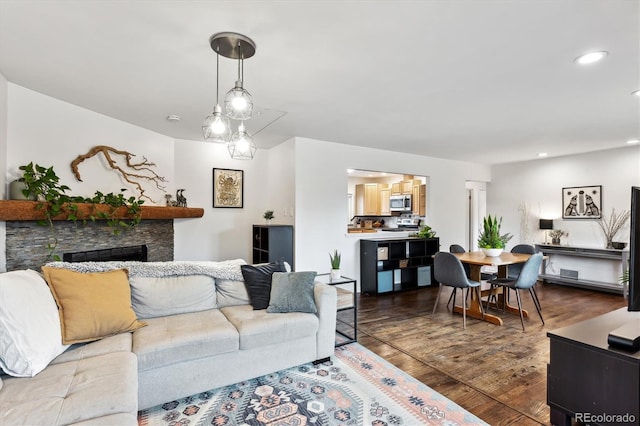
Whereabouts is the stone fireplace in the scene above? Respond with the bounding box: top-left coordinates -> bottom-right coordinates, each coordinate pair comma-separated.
5,220 -> 173,271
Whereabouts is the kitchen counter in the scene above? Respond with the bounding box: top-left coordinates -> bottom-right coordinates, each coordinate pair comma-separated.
345,228 -> 416,239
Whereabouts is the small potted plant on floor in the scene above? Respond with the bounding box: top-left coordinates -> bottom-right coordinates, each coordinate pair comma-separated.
478,215 -> 512,256
329,249 -> 341,280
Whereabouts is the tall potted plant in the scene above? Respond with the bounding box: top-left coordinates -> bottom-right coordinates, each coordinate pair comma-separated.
478,215 -> 512,256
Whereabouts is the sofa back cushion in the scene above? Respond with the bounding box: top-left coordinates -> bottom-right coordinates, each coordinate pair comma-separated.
130,275 -> 217,318
215,279 -> 251,308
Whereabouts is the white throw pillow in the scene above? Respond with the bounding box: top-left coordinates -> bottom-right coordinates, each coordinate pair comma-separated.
0,269 -> 69,376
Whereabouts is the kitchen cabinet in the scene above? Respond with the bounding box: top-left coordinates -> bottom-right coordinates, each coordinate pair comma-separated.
355,183 -> 379,215
379,185 -> 391,216
401,180 -> 414,194
360,237 -> 439,295
412,184 -> 426,216
391,182 -> 401,194
252,225 -> 294,269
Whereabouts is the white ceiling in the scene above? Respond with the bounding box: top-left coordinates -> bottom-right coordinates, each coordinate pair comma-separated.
0,0 -> 638,165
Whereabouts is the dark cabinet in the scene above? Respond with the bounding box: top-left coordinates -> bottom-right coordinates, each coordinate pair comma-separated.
360,237 -> 439,295
547,308 -> 640,425
252,225 -> 294,269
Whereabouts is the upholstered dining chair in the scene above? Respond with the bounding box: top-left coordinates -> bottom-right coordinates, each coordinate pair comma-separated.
486,252 -> 544,331
508,244 -> 536,279
432,252 -> 484,329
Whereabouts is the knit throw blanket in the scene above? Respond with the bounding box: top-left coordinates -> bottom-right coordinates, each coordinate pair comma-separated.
44,259 -> 248,281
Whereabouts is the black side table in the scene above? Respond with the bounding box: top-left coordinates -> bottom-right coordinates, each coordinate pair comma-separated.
316,274 -> 357,346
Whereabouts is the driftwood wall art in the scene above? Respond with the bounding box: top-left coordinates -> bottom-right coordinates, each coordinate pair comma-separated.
70,145 -> 167,202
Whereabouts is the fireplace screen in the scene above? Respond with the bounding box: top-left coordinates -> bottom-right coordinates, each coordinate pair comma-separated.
63,245 -> 148,262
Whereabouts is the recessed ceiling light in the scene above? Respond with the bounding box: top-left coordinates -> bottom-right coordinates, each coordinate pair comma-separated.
537,152 -> 548,158
574,51 -> 608,65
166,115 -> 181,122
347,169 -> 354,173
632,90 -> 640,97
626,139 -> 640,145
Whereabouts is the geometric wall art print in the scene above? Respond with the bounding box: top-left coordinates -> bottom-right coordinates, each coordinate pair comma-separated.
562,185 -> 602,219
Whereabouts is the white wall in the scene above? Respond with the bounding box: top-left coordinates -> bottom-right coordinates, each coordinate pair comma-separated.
6,84 -> 174,203
489,146 -> 640,247
172,138 -> 270,261
488,147 -> 640,284
292,137 -> 491,285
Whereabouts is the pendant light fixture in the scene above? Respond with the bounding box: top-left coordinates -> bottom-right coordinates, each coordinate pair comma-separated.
227,121 -> 257,160
202,44 -> 231,143
205,32 -> 257,158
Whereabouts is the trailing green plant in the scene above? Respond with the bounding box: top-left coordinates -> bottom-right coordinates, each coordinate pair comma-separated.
329,249 -> 341,269
415,225 -> 437,238
477,215 -> 513,249
17,162 -> 145,258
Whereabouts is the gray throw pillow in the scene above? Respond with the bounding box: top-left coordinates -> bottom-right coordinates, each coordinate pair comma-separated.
267,271 -> 318,314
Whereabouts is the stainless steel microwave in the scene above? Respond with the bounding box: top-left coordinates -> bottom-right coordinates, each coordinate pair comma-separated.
390,194 -> 412,212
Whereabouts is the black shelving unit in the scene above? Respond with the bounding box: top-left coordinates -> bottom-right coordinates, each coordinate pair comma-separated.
252,225 -> 294,269
360,237 -> 439,295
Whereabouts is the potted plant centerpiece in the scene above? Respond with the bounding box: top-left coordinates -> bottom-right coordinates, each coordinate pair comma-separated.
478,215 -> 512,257
329,249 -> 341,280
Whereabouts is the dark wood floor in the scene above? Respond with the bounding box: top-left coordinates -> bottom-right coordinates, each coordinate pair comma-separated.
339,281 -> 627,425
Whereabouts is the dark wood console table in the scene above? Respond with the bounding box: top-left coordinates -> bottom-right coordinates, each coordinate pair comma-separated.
547,308 -> 640,425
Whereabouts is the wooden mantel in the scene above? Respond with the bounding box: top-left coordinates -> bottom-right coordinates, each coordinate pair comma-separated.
0,200 -> 204,221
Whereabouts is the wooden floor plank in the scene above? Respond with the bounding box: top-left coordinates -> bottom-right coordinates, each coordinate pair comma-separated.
354,281 -> 627,425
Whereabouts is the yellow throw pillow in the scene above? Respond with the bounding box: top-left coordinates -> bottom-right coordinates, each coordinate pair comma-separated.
41,267 -> 146,344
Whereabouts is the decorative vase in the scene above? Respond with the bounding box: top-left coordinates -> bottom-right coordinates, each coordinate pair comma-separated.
9,180 -> 35,200
552,237 -> 560,245
330,269 -> 341,280
481,248 -> 503,257
265,219 -> 272,225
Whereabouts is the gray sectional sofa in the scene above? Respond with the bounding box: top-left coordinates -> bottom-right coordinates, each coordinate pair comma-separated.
0,260 -> 338,425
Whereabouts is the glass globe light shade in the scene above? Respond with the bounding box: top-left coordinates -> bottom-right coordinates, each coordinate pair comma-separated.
224,81 -> 253,120
228,122 -> 257,160
202,105 -> 231,143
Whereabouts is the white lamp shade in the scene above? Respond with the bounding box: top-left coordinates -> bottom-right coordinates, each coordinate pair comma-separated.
224,82 -> 253,120
202,105 -> 231,143
228,123 -> 257,160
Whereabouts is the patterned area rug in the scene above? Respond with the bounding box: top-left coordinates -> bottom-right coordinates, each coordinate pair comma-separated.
138,343 -> 487,425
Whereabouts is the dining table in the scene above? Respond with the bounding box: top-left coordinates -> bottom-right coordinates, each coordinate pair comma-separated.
451,251 -> 537,325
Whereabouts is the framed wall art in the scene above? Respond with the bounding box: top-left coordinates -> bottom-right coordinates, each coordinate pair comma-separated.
562,185 -> 602,219
213,168 -> 243,208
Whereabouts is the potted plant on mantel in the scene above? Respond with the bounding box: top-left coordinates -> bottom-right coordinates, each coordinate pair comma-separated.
477,215 -> 513,257
329,249 -> 341,280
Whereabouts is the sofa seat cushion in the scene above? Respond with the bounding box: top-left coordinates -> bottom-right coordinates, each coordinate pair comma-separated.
50,333 -> 132,365
133,309 -> 239,372
220,305 -> 319,350
0,351 -> 138,426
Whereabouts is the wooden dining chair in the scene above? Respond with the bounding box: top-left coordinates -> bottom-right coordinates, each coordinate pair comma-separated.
485,252 -> 544,331
432,252 -> 484,329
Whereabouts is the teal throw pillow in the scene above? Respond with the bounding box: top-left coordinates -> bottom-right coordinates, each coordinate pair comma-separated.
267,271 -> 318,314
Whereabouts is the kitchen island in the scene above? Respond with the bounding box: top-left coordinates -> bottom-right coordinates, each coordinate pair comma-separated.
360,236 -> 440,295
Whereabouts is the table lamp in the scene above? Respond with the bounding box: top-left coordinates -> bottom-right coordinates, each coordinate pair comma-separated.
539,219 -> 553,244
